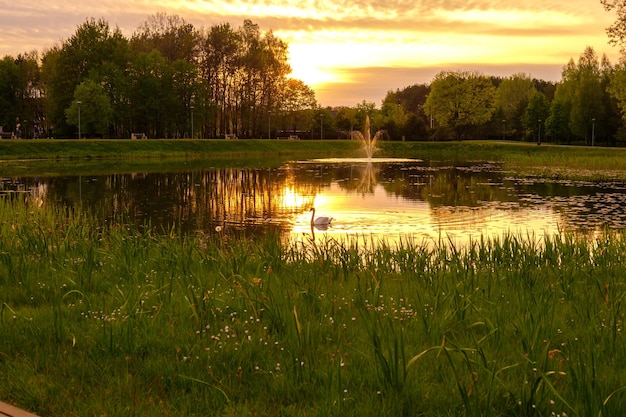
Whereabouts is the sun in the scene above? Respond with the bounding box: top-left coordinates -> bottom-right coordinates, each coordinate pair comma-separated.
287,41 -> 351,88
289,63 -> 338,87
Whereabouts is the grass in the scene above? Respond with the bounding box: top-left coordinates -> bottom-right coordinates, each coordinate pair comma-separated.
4,138 -> 626,179
2,196 -> 626,416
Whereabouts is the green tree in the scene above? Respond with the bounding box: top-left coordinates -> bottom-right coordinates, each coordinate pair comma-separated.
65,79 -> 112,137
379,101 -> 409,140
126,50 -> 169,138
355,101 -> 378,131
383,84 -> 431,140
569,47 -> 606,144
279,78 -> 318,134
497,73 -> 535,139
522,90 -> 550,143
608,57 -> 626,126
41,18 -> 129,137
545,100 -> 571,143
0,56 -> 22,132
334,106 -> 358,137
425,71 -> 497,139
0,53 -> 43,138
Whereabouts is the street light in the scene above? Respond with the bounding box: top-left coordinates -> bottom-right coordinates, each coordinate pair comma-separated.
537,119 -> 542,145
190,104 -> 194,139
268,110 -> 271,139
77,100 -> 81,139
320,114 -> 323,140
592,118 -> 596,146
502,119 -> 506,141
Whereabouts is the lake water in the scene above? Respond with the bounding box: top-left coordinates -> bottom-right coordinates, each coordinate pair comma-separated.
3,158 -> 626,246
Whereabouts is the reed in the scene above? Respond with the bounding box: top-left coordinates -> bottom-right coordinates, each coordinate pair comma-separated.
2,197 -> 626,416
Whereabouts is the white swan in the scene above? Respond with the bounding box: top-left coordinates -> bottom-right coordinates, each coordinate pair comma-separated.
310,207 -> 333,230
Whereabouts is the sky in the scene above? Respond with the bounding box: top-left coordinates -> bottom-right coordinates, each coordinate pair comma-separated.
0,0 -> 621,107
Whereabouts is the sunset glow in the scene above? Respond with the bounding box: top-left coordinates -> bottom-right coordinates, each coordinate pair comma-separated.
0,0 -> 620,106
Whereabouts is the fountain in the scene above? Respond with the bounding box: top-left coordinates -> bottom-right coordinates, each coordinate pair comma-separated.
301,114 -> 418,164
351,115 -> 381,159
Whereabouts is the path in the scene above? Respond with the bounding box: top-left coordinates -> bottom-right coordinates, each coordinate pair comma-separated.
0,401 -> 39,417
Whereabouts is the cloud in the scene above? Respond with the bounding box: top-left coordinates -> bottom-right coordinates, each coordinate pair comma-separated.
314,63 -> 567,107
0,0 -> 620,106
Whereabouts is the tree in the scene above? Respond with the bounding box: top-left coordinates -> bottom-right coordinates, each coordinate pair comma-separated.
497,73 -> 535,139
602,0 -> 626,46
355,101 -> 377,129
200,22 -> 241,138
383,84 -> 431,140
551,47 -> 612,144
65,79 -> 112,137
238,20 -> 291,138
334,106 -> 358,137
0,56 -> 23,131
522,90 -> 550,143
131,13 -> 200,63
279,78 -> 317,133
41,18 -> 129,137
425,71 -> 497,139
379,101 -> 409,140
570,48 -> 606,143
126,50 -> 169,137
609,58 -> 626,117
545,100 -> 571,143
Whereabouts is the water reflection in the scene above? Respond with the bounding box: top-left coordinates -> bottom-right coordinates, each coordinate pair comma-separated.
3,160 -> 626,246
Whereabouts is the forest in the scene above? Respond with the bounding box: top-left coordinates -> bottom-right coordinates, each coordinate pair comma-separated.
1,13 -> 626,144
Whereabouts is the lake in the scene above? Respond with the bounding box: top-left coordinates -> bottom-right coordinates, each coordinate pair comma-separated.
3,158 -> 626,246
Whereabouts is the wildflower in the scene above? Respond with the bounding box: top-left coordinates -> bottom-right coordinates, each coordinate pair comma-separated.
548,349 -> 561,359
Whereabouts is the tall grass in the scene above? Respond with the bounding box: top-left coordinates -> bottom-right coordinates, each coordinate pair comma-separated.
1,196 -> 626,416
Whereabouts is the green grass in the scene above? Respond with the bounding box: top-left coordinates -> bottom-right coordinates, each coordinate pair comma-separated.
0,138 -> 361,160
3,139 -> 626,180
1,197 -> 626,416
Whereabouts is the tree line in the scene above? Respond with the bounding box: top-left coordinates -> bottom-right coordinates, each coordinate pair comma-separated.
0,14 -> 317,139
2,13 -> 626,144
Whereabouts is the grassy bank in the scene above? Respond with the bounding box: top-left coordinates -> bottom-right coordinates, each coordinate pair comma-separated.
3,139 -> 626,179
0,139 -> 361,161
1,198 -> 626,416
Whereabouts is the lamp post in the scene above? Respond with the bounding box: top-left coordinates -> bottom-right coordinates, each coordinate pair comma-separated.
77,100 -> 81,139
502,119 -> 505,141
537,119 -> 542,145
268,110 -> 271,139
190,104 -> 194,139
592,118 -> 596,147
320,114 -> 323,140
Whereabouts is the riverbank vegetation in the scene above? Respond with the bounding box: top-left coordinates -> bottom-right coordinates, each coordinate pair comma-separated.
1,195 -> 626,416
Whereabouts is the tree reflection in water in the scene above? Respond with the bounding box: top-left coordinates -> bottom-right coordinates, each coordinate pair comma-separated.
5,160 -> 626,247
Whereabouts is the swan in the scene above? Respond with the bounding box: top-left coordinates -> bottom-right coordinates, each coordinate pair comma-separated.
310,207 -> 333,230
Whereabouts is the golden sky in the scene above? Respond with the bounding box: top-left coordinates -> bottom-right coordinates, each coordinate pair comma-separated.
0,0 -> 620,106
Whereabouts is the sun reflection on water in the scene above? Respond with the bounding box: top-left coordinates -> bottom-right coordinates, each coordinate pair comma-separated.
5,159 -> 626,249
288,163 -> 564,248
